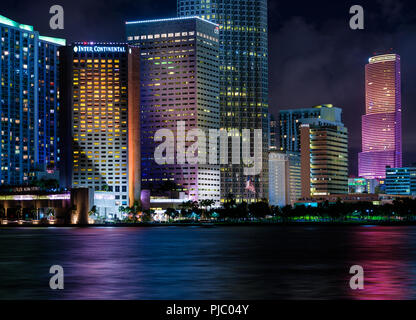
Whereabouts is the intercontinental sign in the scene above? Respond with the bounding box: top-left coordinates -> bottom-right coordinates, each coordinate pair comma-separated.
73,45 -> 126,53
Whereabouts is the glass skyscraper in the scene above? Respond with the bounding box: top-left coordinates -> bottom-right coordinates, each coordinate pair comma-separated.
0,15 -> 65,185
178,0 -> 269,203
359,53 -> 402,180
279,104 -> 343,152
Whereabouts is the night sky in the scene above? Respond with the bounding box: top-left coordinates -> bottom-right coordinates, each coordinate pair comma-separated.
1,0 -> 415,175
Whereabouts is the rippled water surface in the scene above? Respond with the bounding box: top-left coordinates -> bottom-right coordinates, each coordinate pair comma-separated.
0,225 -> 415,299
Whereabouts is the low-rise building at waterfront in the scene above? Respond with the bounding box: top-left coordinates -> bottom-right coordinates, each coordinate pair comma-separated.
348,177 -> 368,194
0,187 -> 93,224
385,167 -> 416,195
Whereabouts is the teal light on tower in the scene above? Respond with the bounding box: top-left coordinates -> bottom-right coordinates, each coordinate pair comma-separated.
0,14 -> 65,185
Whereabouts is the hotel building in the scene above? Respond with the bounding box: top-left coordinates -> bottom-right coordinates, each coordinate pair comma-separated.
59,43 -> 141,217
301,123 -> 348,197
178,0 -> 269,204
0,15 -> 65,185
126,17 -> 221,205
279,104 -> 343,152
359,53 -> 402,180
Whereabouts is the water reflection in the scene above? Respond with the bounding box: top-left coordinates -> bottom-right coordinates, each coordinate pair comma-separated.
0,226 -> 415,299
347,226 -> 416,300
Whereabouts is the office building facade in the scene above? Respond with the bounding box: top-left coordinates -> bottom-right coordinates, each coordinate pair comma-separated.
126,17 -> 221,205
385,167 -> 416,195
279,104 -> 343,152
178,0 -> 269,203
359,53 -> 402,180
301,124 -> 348,197
0,14 -> 65,185
59,43 -> 141,217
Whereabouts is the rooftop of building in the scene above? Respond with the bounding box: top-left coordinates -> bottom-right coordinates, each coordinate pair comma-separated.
368,53 -> 400,64
125,16 -> 219,27
279,104 -> 341,113
0,14 -> 65,46
386,167 -> 416,172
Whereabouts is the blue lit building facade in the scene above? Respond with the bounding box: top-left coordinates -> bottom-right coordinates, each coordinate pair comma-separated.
178,0 -> 269,203
0,15 -> 65,185
385,167 -> 416,195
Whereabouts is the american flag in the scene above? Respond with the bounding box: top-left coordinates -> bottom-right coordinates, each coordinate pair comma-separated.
245,178 -> 256,194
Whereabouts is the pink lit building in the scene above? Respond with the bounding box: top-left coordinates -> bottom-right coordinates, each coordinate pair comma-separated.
358,53 -> 402,179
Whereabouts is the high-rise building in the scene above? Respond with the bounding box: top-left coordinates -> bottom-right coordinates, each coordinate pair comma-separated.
385,167 -> 416,195
59,43 -> 141,217
301,124 -> 348,197
269,114 -> 278,151
279,104 -> 343,152
0,14 -> 65,185
178,0 -> 269,203
359,53 -> 402,180
269,151 -> 300,207
126,17 -> 221,205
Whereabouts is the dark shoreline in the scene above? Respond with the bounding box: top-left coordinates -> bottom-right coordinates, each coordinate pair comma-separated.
1,221 -> 416,228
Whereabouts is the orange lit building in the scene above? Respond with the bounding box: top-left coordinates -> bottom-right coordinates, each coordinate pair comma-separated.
59,43 -> 140,218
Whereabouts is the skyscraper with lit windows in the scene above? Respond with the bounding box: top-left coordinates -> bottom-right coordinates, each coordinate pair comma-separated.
0,14 -> 65,185
59,43 -> 141,217
126,17 -> 221,206
300,123 -> 348,197
359,53 -> 402,180
178,0 -> 269,204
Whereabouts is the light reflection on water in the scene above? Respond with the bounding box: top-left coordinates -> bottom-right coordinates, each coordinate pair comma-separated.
347,226 -> 416,300
0,225 -> 415,300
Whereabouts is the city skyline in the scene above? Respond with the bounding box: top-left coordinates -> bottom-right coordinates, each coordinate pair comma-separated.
3,1 -> 416,305
1,1 -> 416,176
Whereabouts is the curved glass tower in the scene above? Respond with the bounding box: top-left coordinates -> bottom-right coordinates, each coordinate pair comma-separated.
359,53 -> 402,180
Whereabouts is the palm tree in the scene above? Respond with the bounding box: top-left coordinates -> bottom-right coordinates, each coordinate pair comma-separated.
180,200 -> 198,212
199,199 -> 215,220
165,208 -> 178,221
89,205 -> 97,216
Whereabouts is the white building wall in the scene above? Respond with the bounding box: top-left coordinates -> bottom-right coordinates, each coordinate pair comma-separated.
269,152 -> 287,207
